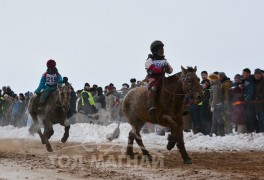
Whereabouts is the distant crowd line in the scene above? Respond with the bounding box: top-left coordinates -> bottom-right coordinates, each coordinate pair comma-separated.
1,67 -> 264,137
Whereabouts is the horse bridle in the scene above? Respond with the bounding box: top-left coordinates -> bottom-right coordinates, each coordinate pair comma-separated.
161,73 -> 197,97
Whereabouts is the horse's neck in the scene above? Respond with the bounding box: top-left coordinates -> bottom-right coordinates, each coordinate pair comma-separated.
162,74 -> 184,93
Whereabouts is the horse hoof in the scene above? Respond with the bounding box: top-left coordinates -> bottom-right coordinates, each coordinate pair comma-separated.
167,141 -> 176,151
143,154 -> 152,162
126,153 -> 134,159
61,137 -> 67,143
47,147 -> 53,152
184,159 -> 193,164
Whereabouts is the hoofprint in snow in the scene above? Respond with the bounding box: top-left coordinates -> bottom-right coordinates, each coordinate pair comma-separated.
0,123 -> 264,152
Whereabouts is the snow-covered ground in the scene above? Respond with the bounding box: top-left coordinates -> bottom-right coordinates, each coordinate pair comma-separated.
0,123 -> 264,152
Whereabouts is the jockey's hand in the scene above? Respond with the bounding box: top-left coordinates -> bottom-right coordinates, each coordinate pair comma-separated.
163,65 -> 170,73
35,92 -> 41,96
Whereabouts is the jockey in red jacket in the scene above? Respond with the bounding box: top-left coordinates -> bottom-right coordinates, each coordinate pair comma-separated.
145,40 -> 173,117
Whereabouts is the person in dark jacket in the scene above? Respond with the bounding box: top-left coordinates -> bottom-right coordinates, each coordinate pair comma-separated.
94,87 -> 106,109
17,93 -> 26,127
201,79 -> 212,135
6,86 -> 14,97
242,68 -> 258,133
229,74 -> 246,133
254,68 -> 264,132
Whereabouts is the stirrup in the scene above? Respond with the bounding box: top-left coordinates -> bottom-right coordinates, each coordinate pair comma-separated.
148,107 -> 157,115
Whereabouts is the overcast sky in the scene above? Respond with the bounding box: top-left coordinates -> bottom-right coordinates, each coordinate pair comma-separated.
0,0 -> 263,94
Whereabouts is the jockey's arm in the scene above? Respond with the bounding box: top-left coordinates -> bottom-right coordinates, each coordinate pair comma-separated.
57,74 -> 63,87
165,63 -> 173,74
34,75 -> 46,94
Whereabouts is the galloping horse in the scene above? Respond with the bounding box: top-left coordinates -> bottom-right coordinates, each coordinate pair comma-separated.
122,66 -> 203,164
28,85 -> 71,152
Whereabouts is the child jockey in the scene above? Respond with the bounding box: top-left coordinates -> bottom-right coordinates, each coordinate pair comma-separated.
145,40 -> 173,117
35,59 -> 63,113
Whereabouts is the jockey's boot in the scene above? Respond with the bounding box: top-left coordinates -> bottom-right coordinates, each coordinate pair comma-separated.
147,87 -> 157,119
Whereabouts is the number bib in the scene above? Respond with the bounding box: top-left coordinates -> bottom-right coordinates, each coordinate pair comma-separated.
153,60 -> 166,68
46,74 -> 58,86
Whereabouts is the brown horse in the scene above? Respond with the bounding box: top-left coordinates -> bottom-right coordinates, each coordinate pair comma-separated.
28,85 -> 71,152
122,66 -> 203,164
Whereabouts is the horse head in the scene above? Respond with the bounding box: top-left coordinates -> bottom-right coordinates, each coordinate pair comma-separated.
180,66 -> 204,102
58,84 -> 71,112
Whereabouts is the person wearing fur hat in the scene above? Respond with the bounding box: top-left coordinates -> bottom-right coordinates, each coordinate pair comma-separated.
219,72 -> 232,133
254,68 -> 264,132
145,40 -> 173,118
130,78 -> 137,89
34,59 -> 63,113
208,74 -> 225,136
105,85 -> 117,122
242,68 -> 258,133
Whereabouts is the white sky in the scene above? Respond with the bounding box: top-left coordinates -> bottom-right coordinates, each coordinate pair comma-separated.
0,0 -> 263,94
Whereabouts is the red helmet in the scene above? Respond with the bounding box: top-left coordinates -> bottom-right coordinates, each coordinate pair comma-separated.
46,59 -> 56,67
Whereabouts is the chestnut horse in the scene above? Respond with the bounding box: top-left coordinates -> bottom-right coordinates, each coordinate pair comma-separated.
28,85 -> 71,152
122,66 -> 203,164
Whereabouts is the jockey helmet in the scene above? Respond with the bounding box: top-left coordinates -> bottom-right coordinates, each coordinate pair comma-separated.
150,40 -> 164,52
46,59 -> 56,67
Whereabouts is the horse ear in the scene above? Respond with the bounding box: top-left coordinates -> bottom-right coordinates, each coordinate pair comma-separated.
194,66 -> 197,72
181,66 -> 188,74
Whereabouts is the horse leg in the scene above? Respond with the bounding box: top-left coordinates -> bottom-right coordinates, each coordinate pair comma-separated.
133,121 -> 152,161
126,116 -> 143,159
42,121 -> 53,152
173,117 -> 192,164
61,125 -> 70,143
37,129 -> 46,144
127,130 -> 135,159
158,115 -> 178,150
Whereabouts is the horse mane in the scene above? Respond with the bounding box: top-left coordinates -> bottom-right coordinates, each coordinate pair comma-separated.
166,66 -> 196,80
186,66 -> 196,72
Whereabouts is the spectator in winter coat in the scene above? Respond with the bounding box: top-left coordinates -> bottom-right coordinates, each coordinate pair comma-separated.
201,71 -> 209,84
242,68 -> 258,133
11,96 -> 20,127
0,94 -> 4,123
76,90 -> 82,113
6,86 -> 14,97
201,79 -> 212,135
94,87 -> 106,110
105,86 -> 117,122
130,79 -> 137,89
254,68 -> 264,132
208,74 -> 225,136
219,72 -> 232,133
17,93 -> 26,127
145,40 -> 173,119
121,83 -> 130,97
229,74 -> 246,133
2,86 -> 7,96
80,83 -> 96,115
2,94 -> 13,126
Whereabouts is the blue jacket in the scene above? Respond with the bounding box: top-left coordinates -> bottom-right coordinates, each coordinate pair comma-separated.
243,75 -> 255,102
34,68 -> 63,94
12,100 -> 20,116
